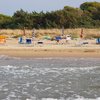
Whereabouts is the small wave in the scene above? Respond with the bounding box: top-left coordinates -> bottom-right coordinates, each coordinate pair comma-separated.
4,97 -> 100,100
0,65 -> 16,69
0,55 -> 20,60
65,66 -> 99,71
0,55 -> 9,59
32,57 -> 70,60
41,97 -> 100,100
0,65 -> 99,73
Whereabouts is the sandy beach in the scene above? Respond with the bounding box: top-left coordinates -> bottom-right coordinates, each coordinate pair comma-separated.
0,45 -> 100,58
0,37 -> 99,58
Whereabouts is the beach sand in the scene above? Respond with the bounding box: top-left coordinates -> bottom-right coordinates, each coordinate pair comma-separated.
0,38 -> 100,58
0,46 -> 100,58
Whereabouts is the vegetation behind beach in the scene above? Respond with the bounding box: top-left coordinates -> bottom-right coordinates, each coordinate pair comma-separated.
0,2 -> 100,29
0,28 -> 100,39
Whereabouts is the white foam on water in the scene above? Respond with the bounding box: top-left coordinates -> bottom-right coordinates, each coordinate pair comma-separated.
41,97 -> 100,100
64,66 -> 99,71
42,98 -> 58,100
0,55 -> 20,60
0,65 -> 17,71
34,57 -> 70,60
68,97 -> 100,100
0,65 -> 99,75
20,95 -> 100,100
0,55 -> 9,59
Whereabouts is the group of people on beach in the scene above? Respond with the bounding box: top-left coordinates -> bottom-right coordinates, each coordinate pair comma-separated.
18,27 -> 85,45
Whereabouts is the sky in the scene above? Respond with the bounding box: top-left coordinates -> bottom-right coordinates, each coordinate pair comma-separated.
0,0 -> 100,16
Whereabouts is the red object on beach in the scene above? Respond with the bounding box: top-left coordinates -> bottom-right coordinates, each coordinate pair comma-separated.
80,29 -> 83,38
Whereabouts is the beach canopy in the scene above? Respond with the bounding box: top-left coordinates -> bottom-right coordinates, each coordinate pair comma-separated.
80,29 -> 83,38
0,35 -> 6,43
96,38 -> 100,44
55,36 -> 62,40
26,39 -> 32,44
43,36 -> 51,40
18,37 -> 23,44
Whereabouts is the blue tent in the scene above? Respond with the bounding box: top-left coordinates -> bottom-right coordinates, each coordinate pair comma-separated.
18,37 -> 23,44
26,39 -> 32,44
55,36 -> 62,41
96,38 -> 100,44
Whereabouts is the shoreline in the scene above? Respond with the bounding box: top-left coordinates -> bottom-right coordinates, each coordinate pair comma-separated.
0,46 -> 100,58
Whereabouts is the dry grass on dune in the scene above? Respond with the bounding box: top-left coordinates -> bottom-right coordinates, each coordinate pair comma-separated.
0,28 -> 100,39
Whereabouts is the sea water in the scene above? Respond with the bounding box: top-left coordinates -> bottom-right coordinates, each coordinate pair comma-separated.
0,56 -> 100,100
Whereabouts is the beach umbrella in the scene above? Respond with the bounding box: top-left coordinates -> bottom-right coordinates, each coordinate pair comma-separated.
32,28 -> 35,38
43,36 -> 51,40
23,27 -> 26,36
61,26 -> 64,36
80,28 -> 83,39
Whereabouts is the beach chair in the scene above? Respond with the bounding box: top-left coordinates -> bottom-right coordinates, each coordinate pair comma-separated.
18,37 -> 23,44
96,38 -> 100,44
26,39 -> 32,44
0,36 -> 6,44
37,41 -> 43,44
55,36 -> 61,43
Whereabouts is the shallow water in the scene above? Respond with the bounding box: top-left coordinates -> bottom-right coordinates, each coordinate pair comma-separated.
0,56 -> 100,100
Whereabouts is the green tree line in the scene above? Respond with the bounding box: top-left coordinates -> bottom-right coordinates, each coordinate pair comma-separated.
0,1 -> 100,29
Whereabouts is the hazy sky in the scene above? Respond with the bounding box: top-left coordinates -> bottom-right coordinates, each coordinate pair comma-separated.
0,0 -> 100,16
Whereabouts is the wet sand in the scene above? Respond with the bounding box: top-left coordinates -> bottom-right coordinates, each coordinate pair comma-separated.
0,46 -> 100,58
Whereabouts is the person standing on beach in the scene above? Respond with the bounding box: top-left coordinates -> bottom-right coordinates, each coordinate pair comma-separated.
79,28 -> 84,45
32,28 -> 36,40
80,28 -> 83,39
61,26 -> 64,36
23,27 -> 26,36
